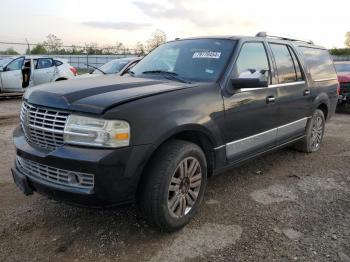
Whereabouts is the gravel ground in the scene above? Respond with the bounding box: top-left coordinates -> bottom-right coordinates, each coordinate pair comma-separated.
0,99 -> 349,262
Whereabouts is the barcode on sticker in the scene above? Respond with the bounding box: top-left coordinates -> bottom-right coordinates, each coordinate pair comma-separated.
192,51 -> 221,59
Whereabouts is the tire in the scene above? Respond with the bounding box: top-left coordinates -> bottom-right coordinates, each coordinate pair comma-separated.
137,139 -> 207,232
293,109 -> 325,153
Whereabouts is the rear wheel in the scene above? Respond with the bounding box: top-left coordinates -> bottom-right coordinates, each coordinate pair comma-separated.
293,109 -> 325,153
138,140 -> 207,232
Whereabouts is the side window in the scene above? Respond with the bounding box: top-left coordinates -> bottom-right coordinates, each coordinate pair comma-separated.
269,43 -> 298,84
288,46 -> 303,81
54,60 -> 63,66
36,58 -> 53,69
299,47 -> 336,80
6,57 -> 24,71
233,42 -> 270,79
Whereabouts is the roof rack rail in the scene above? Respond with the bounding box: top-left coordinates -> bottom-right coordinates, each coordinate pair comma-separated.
255,32 -> 314,45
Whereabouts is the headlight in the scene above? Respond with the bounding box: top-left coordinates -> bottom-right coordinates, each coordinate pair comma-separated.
64,115 -> 130,148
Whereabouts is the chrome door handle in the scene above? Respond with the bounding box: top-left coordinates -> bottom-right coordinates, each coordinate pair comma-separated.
304,90 -> 310,96
266,96 -> 275,104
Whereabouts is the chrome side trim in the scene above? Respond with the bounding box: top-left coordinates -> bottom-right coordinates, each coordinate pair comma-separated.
215,117 -> 309,158
239,81 -> 306,92
276,118 -> 308,138
226,128 -> 277,158
268,81 -> 305,88
239,87 -> 265,92
313,78 -> 337,82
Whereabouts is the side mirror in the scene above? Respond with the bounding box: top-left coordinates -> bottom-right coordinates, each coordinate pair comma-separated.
0,66 -> 3,72
227,70 -> 268,95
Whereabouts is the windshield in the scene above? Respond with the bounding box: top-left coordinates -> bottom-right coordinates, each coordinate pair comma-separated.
0,58 -> 12,67
131,39 -> 236,82
93,59 -> 131,74
335,63 -> 350,73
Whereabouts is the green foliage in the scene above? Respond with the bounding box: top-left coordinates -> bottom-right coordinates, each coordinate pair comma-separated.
329,48 -> 350,56
0,47 -> 19,55
43,34 -> 63,54
30,44 -> 47,54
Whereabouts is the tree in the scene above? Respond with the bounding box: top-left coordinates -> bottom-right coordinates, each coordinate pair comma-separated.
345,32 -> 350,48
146,29 -> 167,52
115,42 -> 125,54
0,47 -> 19,55
43,34 -> 63,54
84,43 -> 103,55
30,44 -> 47,54
329,48 -> 350,56
136,41 -> 145,55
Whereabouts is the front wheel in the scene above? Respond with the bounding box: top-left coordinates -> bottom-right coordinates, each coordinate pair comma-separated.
137,140 -> 207,232
293,109 -> 325,153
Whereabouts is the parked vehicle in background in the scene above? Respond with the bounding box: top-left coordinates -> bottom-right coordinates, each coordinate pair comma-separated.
0,56 -> 77,93
78,57 -> 142,79
12,33 -> 338,232
334,61 -> 350,108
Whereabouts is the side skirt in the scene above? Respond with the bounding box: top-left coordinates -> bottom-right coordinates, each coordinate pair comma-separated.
212,135 -> 305,176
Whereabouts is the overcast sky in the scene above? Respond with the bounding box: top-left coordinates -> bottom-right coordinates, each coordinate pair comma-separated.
0,0 -> 349,51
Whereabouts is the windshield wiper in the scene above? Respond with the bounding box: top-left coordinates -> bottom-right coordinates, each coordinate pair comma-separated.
85,64 -> 106,75
141,70 -> 190,83
127,70 -> 135,76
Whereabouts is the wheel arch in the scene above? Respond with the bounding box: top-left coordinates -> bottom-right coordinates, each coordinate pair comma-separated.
55,77 -> 67,81
313,92 -> 330,120
135,125 -> 219,197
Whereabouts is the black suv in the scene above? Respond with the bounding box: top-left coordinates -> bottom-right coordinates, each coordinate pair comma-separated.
12,33 -> 338,231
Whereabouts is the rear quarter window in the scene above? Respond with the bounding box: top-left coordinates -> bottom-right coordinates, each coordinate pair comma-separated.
299,47 -> 336,80
54,60 -> 63,66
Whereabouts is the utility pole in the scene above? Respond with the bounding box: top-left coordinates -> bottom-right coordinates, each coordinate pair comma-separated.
25,38 -> 30,54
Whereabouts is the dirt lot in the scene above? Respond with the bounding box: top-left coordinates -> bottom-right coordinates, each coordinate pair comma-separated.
0,99 -> 349,262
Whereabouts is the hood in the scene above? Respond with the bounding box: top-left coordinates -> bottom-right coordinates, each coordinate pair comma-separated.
24,75 -> 192,114
337,73 -> 350,83
75,73 -> 100,79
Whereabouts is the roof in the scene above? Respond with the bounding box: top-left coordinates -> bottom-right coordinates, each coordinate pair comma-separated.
171,34 -> 324,49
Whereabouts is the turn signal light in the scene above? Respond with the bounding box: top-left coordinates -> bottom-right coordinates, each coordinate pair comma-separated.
115,133 -> 129,140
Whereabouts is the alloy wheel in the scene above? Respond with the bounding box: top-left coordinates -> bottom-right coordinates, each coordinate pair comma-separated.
167,157 -> 202,218
311,115 -> 324,150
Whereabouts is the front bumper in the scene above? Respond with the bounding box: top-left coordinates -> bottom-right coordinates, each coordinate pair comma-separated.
12,126 -> 153,206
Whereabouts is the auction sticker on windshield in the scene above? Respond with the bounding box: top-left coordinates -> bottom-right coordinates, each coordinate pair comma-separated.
192,51 -> 221,59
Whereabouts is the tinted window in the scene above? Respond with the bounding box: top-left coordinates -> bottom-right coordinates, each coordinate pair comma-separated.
270,44 -> 298,83
288,46 -> 303,81
93,59 -> 130,74
233,42 -> 270,79
334,63 -> 350,73
0,58 -> 12,67
37,58 -> 53,69
6,57 -> 24,71
300,47 -> 336,80
131,39 -> 236,82
54,60 -> 63,66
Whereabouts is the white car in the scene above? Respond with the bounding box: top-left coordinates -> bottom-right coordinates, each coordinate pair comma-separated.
78,57 -> 142,79
0,56 -> 77,93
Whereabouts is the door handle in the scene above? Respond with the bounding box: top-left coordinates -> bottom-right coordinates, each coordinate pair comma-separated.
266,96 -> 275,104
304,90 -> 310,96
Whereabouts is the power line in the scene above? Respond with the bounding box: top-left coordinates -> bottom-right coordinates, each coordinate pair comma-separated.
0,41 -> 137,51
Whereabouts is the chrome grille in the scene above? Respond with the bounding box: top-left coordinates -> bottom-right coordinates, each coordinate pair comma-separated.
20,102 -> 69,150
16,156 -> 94,190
